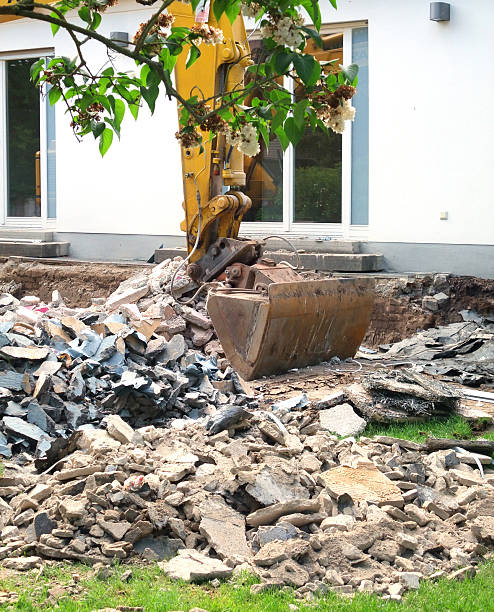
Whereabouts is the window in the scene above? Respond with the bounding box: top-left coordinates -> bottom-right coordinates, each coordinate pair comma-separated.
241,24 -> 368,236
0,52 -> 56,223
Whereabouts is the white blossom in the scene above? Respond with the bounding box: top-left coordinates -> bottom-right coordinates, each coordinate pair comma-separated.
227,123 -> 260,157
261,14 -> 305,48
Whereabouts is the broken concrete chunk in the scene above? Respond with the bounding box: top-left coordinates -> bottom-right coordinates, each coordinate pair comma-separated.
246,499 -> 320,527
199,496 -> 251,562
319,403 -> 367,437
0,346 -> 50,360
106,285 -> 149,311
105,415 -> 144,445
159,549 -> 233,582
319,463 -> 404,507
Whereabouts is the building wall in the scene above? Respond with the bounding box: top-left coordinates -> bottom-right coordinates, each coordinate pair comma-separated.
0,2 -> 185,238
0,0 -> 493,265
322,0 -> 494,246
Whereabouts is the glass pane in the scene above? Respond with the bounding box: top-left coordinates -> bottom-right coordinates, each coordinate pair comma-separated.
241,39 -> 283,222
351,27 -> 369,225
46,85 -> 57,219
294,33 -> 343,224
6,58 -> 41,217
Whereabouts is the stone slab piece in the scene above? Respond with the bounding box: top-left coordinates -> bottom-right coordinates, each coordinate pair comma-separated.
2,556 -> 42,570
106,285 -> 149,311
246,498 -> 320,527
105,415 -> 144,445
159,549 -> 233,582
245,466 -> 309,506
199,496 -> 251,561
0,346 -> 50,360
34,361 -> 62,378
2,416 -> 49,443
319,403 -> 367,437
319,463 -> 404,507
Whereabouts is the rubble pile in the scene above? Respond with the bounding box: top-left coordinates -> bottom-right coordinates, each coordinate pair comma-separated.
371,313 -> 494,387
0,258 -> 252,460
1,403 -> 494,601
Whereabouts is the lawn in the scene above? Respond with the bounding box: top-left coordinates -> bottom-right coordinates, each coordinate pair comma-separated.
1,562 -> 494,612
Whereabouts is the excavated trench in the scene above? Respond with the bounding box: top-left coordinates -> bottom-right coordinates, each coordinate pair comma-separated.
0,257 -> 493,348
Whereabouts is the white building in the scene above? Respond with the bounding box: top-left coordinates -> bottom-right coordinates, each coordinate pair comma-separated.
0,0 -> 493,277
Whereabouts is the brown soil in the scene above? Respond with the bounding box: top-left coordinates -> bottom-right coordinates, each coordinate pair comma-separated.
0,258 -> 148,308
1,258 -> 493,352
364,275 -> 494,347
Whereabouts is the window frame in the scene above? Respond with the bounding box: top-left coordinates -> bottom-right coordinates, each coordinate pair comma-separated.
241,21 -> 367,238
0,48 -> 55,228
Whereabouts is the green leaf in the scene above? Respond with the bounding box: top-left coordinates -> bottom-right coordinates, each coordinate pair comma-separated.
274,125 -> 290,151
213,0 -> 228,22
186,44 -> 201,68
140,64 -> 151,86
284,116 -> 305,146
99,128 -> 113,157
91,121 -> 105,139
272,49 -> 294,75
146,67 -> 161,90
91,12 -> 102,30
224,0 -> 241,23
293,99 -> 309,129
283,117 -> 305,146
50,13 -> 60,36
258,122 -> 269,149
329,0 -> 338,8
299,0 -> 321,29
78,6 -> 91,24
48,87 -> 62,106
114,98 -> 125,129
140,84 -> 159,114
127,92 -> 140,120
293,53 -> 321,86
300,26 -> 322,47
340,63 -> 359,84
271,108 -> 288,131
30,58 -> 45,83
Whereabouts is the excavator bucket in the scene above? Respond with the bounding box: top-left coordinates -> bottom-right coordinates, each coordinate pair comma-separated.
207,277 -> 375,381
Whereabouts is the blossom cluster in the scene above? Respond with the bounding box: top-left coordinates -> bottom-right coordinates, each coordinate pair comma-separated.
227,123 -> 261,157
191,23 -> 225,45
133,12 -> 175,55
311,84 -> 357,134
260,13 -> 305,48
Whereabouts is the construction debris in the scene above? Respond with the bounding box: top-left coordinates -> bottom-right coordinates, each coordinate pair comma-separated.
0,258 -> 254,460
367,315 -> 494,387
0,400 -> 493,601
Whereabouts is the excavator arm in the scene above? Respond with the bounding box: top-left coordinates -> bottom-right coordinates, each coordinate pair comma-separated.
169,1 -> 256,274
171,1 -> 375,380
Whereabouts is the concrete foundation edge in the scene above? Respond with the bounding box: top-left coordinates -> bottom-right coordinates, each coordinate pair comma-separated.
54,233 -> 494,278
360,242 -> 494,279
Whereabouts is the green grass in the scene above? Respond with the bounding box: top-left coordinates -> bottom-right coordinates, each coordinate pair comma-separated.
2,562 -> 494,612
364,415 -> 494,444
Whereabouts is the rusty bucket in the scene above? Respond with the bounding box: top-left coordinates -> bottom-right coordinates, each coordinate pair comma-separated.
207,277 -> 375,381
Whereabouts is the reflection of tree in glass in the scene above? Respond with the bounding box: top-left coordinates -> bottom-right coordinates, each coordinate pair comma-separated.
7,58 -> 41,217
295,126 -> 342,223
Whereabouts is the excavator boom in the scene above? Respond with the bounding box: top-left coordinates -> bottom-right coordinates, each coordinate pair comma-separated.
172,1 -> 374,380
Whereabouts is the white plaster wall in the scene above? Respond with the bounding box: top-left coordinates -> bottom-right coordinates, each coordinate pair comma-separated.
320,0 -> 494,245
1,0 -> 493,245
0,0 -> 185,237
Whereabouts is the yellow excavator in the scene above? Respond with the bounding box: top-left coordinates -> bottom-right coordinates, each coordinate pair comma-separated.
170,1 -> 374,381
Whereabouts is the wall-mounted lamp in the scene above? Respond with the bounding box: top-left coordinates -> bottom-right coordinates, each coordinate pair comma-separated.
430,2 -> 450,22
110,31 -> 130,47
